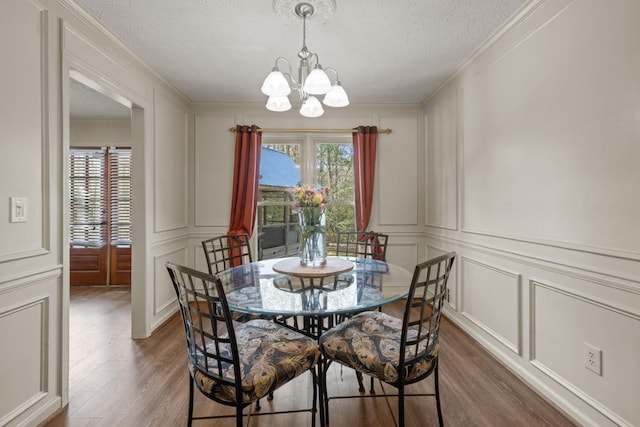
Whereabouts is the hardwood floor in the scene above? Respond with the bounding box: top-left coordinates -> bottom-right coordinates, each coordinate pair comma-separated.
42,287 -> 576,427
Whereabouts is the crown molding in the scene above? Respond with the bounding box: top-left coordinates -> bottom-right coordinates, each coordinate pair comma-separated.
59,0 -> 191,105
422,0 -> 544,106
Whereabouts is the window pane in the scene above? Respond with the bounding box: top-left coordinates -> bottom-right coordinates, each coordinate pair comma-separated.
69,149 -> 106,246
316,143 -> 355,243
257,144 -> 301,260
316,143 -> 353,202
109,148 -> 132,245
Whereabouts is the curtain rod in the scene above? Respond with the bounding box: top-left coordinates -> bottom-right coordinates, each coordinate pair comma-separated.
228,127 -> 392,134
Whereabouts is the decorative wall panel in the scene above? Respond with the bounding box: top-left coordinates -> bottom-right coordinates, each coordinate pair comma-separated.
0,298 -> 47,423
0,1 -> 48,261
378,117 -> 418,225
154,89 -> 188,232
425,88 -> 457,230
386,242 -> 418,273
531,280 -> 640,426
153,247 -> 188,316
461,257 -> 521,354
194,115 -> 235,227
460,0 -> 640,257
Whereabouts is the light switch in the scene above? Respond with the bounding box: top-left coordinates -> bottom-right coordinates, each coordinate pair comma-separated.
10,197 -> 27,223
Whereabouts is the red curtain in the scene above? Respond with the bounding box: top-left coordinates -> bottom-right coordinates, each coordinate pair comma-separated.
228,125 -> 262,243
353,125 -> 378,232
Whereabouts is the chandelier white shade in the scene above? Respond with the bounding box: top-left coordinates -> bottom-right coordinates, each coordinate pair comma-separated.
266,95 -> 293,112
302,67 -> 332,95
261,71 -> 292,97
261,1 -> 349,117
299,96 -> 324,117
323,83 -> 349,107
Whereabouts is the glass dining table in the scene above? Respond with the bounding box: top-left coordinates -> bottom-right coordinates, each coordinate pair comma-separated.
215,256 -> 414,338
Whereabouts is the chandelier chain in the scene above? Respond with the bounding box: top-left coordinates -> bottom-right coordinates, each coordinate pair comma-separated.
302,12 -> 306,49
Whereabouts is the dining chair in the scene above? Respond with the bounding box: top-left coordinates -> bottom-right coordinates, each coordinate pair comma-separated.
319,252 -> 456,427
202,233 -> 253,275
166,262 -> 321,427
201,233 -> 289,402
335,230 -> 389,261
202,233 -> 267,324
333,230 -> 389,392
202,232 -> 299,322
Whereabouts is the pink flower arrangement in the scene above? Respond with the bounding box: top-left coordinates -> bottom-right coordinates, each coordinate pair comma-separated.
291,184 -> 329,209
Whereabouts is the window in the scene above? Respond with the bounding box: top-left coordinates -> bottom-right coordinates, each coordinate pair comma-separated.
69,147 -> 132,247
108,148 -> 132,245
69,148 -> 107,247
257,137 -> 354,259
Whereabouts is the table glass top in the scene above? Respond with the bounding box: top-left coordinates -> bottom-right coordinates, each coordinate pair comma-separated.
216,256 -> 413,317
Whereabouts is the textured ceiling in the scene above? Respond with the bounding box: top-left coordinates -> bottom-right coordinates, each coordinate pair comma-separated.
70,0 -> 527,114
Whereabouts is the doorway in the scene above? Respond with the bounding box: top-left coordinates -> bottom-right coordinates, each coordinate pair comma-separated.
68,146 -> 132,286
68,76 -> 132,287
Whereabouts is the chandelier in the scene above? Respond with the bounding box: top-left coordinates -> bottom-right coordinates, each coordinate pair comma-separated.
261,1 -> 349,118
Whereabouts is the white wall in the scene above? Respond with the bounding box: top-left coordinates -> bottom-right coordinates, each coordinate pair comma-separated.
70,119 -> 131,147
0,1 -> 190,425
1,3 -> 65,425
424,0 -> 640,425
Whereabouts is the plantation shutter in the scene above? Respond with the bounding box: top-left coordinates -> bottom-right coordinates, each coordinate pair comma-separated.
69,148 -> 107,246
108,148 -> 132,245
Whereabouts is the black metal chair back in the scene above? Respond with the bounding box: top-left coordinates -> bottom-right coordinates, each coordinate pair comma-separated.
202,233 -> 252,274
400,252 -> 456,384
335,230 -> 388,261
333,231 -> 389,391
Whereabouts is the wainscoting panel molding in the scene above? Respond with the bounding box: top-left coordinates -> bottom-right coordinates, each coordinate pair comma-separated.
153,247 -> 188,318
378,116 -> 419,226
530,279 -> 640,427
0,2 -> 49,262
425,229 -> 640,292
460,257 -> 521,355
387,241 -> 419,273
425,87 -> 458,231
0,297 -> 48,425
153,88 -> 189,233
194,115 -> 235,227
459,0 -> 640,259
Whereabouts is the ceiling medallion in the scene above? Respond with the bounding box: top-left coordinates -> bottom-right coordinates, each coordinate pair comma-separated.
273,0 -> 336,25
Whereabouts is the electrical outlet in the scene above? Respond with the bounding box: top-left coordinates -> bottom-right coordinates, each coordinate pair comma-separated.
444,288 -> 451,303
584,343 -> 602,376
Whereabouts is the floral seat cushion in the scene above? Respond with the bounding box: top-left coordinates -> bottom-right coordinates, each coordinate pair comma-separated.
191,319 -> 319,404
319,311 -> 438,385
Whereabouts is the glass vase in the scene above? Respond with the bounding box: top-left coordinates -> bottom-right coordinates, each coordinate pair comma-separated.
298,207 -> 327,267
